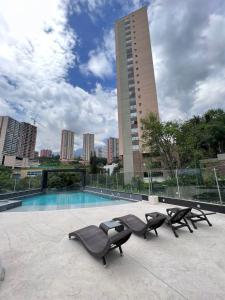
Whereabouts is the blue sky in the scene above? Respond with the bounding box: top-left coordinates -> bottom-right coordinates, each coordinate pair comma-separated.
0,0 -> 225,152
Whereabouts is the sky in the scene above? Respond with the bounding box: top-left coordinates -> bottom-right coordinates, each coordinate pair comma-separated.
0,0 -> 225,152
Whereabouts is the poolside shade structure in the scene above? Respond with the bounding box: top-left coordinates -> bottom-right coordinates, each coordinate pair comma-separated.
68,225 -> 132,266
113,214 -> 166,239
146,207 -> 193,238
185,208 -> 215,229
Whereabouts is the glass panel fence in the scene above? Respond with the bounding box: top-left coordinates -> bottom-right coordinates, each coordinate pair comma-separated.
86,167 -> 225,206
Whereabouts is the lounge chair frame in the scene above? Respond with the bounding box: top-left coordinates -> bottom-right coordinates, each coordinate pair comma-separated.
69,225 -> 132,266
146,208 -> 194,238
185,208 -> 215,229
114,214 -> 166,239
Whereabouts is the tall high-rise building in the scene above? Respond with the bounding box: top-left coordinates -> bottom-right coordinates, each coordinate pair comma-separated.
115,7 -> 159,178
40,149 -> 52,158
83,133 -> 94,162
60,130 -> 74,160
18,122 -> 37,159
107,137 -> 119,164
0,116 -> 21,164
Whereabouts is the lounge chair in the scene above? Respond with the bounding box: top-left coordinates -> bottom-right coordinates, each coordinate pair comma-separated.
113,214 -> 166,239
69,225 -> 132,266
185,208 -> 215,229
146,207 -> 193,238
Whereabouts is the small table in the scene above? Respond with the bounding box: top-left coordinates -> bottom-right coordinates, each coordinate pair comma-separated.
99,220 -> 124,234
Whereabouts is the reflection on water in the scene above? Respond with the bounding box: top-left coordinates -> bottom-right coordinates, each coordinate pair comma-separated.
9,192 -> 129,212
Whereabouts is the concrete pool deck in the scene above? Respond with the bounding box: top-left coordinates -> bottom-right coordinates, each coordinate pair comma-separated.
0,201 -> 225,299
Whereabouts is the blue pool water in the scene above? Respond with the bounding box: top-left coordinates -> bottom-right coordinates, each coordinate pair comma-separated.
9,191 -> 129,212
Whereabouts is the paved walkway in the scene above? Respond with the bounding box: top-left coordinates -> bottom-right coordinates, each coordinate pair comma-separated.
0,201 -> 225,299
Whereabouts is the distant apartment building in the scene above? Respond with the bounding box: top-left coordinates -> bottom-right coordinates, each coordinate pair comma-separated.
0,116 -> 37,164
18,122 -> 37,159
0,116 -> 21,164
115,7 -> 159,178
60,130 -> 74,161
107,137 -> 119,164
83,133 -> 94,162
40,149 -> 52,158
96,146 -> 107,159
34,151 -> 39,158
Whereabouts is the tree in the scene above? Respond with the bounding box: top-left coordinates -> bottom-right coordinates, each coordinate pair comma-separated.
89,152 -> 98,174
141,113 -> 180,174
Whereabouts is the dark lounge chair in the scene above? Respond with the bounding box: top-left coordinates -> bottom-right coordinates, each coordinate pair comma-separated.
69,225 -> 132,266
113,214 -> 166,239
185,208 -> 215,229
146,207 -> 194,238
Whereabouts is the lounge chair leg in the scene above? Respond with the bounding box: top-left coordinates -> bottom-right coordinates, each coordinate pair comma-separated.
102,256 -> 107,267
205,217 -> 212,227
154,229 -> 158,236
119,246 -> 123,256
190,220 -> 197,230
68,234 -> 71,239
184,219 -> 193,233
172,226 -> 179,238
143,233 -> 147,239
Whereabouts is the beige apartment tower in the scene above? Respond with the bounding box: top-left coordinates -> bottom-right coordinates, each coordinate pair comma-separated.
60,130 -> 74,160
83,133 -> 94,162
115,7 -> 159,178
107,137 -> 119,164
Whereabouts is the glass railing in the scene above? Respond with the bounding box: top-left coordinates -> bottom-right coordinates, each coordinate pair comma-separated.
0,176 -> 42,194
86,167 -> 225,205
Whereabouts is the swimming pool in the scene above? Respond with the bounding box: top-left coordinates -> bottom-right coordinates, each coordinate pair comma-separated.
9,191 -> 129,212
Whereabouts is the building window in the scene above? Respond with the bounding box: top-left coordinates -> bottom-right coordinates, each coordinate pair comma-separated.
132,145 -> 139,151
131,128 -> 138,133
139,111 -> 142,114
126,36 -> 132,42
135,54 -> 138,58
130,112 -> 137,118
139,103 -> 142,106
128,79 -> 135,85
136,67 -> 139,70
138,95 -> 141,99
130,105 -> 136,110
137,81 -> 140,84
133,31 -> 136,34
136,74 -> 139,77
138,88 -> 140,91
135,61 -> 138,64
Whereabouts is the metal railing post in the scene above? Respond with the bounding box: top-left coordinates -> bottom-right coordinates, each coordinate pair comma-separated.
116,173 -> 119,191
175,169 -> 181,198
13,179 -> 16,192
214,168 -> 222,204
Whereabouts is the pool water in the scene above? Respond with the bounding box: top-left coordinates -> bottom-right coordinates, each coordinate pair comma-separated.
9,191 -> 129,212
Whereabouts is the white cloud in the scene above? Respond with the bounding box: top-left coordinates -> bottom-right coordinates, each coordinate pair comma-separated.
80,29 -> 115,78
0,0 -> 118,152
148,0 -> 225,121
